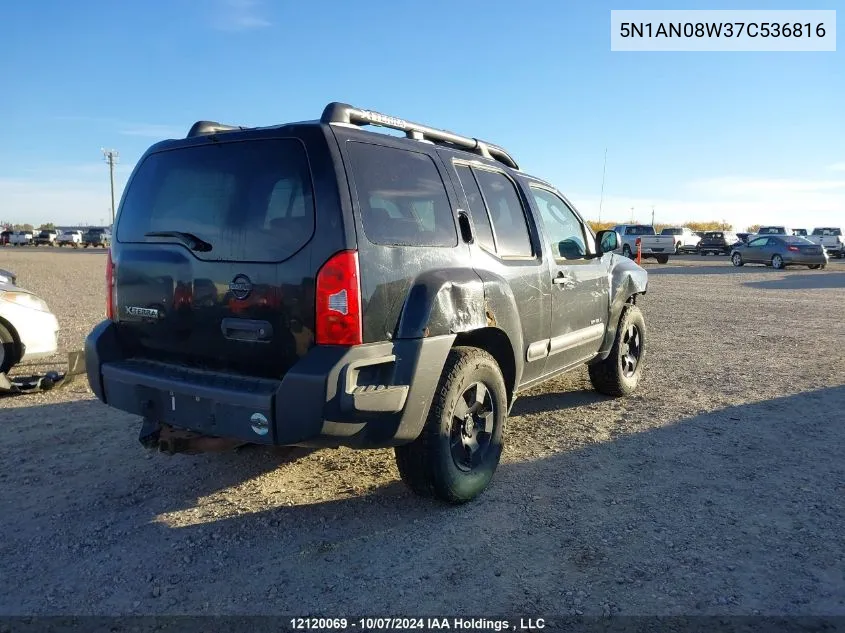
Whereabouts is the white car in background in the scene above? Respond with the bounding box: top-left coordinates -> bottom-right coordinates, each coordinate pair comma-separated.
0,270 -> 59,374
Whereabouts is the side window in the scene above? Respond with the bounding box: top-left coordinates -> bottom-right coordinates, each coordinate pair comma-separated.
454,165 -> 495,251
748,237 -> 768,247
472,169 -> 533,257
347,142 -> 457,247
530,188 -> 588,260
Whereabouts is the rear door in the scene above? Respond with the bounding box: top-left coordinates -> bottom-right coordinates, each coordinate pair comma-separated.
528,185 -> 609,373
447,159 -> 551,386
113,134 -> 328,379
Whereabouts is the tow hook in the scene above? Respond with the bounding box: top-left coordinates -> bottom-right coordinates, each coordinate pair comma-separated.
138,418 -> 162,449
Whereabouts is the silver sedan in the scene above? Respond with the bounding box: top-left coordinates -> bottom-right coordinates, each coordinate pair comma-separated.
731,235 -> 828,270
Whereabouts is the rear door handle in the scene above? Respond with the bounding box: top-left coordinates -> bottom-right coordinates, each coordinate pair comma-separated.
553,272 -> 576,288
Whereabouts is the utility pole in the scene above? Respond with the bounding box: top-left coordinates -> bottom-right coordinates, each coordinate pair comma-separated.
651,206 -> 655,227
598,147 -> 607,223
102,148 -> 119,225
630,207 -> 635,222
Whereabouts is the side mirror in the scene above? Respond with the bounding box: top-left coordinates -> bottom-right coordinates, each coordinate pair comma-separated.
596,230 -> 620,256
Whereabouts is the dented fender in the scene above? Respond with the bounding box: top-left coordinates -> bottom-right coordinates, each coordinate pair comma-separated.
595,255 -> 648,360
396,268 -> 486,339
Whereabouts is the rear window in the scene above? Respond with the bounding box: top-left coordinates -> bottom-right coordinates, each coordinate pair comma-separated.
661,228 -> 682,235
704,232 -> 724,239
624,226 -> 655,235
758,227 -> 785,234
117,139 -> 314,263
347,142 -> 457,247
812,228 -> 842,236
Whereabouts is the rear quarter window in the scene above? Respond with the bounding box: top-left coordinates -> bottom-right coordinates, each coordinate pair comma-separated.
347,142 -> 457,247
116,139 -> 314,263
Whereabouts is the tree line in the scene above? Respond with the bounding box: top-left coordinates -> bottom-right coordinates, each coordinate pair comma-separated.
587,220 -> 762,234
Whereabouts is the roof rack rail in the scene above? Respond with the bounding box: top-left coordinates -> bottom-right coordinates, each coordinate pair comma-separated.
320,102 -> 519,170
186,120 -> 249,138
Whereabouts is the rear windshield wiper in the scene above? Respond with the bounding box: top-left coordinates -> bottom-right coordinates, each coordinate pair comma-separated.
145,231 -> 213,252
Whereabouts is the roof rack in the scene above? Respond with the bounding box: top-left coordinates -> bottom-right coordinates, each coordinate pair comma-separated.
186,120 -> 249,138
320,102 -> 519,170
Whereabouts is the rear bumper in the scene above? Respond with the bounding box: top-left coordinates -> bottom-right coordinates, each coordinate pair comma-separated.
783,253 -> 828,265
85,320 -> 453,449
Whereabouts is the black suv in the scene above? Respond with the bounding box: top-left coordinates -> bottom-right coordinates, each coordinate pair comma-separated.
83,228 -> 111,248
86,103 -> 648,503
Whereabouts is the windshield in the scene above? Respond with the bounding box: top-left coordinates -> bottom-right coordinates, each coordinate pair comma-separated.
625,225 -> 655,235
117,139 -> 314,263
812,228 -> 842,236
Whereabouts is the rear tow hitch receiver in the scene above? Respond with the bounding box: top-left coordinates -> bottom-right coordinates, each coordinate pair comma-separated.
140,421 -> 245,455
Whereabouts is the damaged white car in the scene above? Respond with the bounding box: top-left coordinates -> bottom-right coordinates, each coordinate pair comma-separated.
0,269 -> 59,374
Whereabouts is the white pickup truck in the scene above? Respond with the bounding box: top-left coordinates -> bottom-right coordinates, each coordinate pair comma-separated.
9,231 -> 33,246
56,230 -> 83,247
660,226 -> 701,253
808,227 -> 844,258
612,224 -> 675,263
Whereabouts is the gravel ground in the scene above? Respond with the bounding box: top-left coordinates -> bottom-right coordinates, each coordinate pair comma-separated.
1,248 -> 844,617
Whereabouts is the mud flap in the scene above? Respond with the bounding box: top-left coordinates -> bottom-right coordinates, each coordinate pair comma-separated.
0,350 -> 85,395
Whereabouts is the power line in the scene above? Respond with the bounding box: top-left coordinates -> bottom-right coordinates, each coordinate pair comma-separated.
101,148 -> 119,226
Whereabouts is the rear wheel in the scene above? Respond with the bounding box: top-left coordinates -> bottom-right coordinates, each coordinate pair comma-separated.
732,253 -> 744,267
395,347 -> 506,504
808,264 -> 822,270
700,250 -> 707,256
772,254 -> 784,269
588,305 -> 646,397
0,323 -> 18,374
656,255 -> 669,264
675,242 -> 682,254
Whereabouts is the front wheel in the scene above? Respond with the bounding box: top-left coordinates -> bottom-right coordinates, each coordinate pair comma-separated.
772,254 -> 784,269
808,264 -> 823,270
588,304 -> 646,397
395,347 -> 506,504
622,245 -> 633,259
0,323 -> 18,374
732,253 -> 744,267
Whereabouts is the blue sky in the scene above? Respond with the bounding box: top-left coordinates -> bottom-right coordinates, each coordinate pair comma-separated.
0,0 -> 842,230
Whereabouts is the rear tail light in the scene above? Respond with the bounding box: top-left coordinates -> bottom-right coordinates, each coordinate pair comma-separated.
787,245 -> 800,252
316,250 -> 362,346
105,248 -> 116,319
635,237 -> 642,246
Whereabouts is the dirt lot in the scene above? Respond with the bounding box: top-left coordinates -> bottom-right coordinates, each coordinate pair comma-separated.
1,248 -> 844,617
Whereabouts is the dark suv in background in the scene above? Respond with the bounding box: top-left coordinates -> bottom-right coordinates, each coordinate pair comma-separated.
698,231 -> 738,256
86,103 -> 649,503
83,228 -> 111,248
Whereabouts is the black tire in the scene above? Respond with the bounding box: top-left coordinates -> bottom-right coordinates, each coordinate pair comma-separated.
622,245 -> 633,259
675,242 -> 682,254
0,323 -> 18,374
772,254 -> 784,270
732,253 -> 744,267
808,264 -> 822,270
700,250 -> 707,256
656,255 -> 669,264
395,347 -> 507,504
588,304 -> 646,397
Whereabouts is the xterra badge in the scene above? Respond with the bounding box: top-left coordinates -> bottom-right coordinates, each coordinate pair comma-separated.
126,306 -> 160,319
